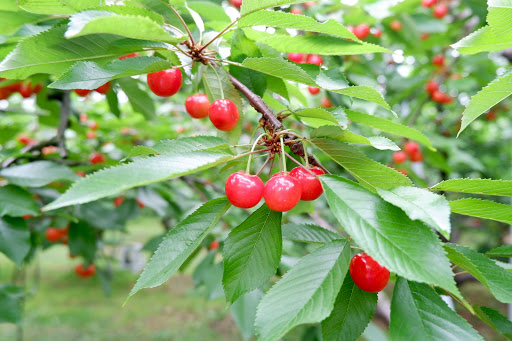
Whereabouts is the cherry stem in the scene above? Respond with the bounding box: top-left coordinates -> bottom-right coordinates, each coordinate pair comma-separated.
350,246 -> 365,251
199,18 -> 240,53
247,133 -> 270,174
268,156 -> 275,177
303,141 -> 310,168
280,135 -> 286,174
234,148 -> 271,160
209,64 -> 224,98
159,0 -> 195,46
256,154 -> 272,177
284,151 -> 317,177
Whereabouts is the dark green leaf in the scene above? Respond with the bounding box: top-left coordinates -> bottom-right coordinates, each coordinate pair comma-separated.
117,78 -> 155,119
0,185 -> 39,217
69,221 -> 97,261
449,198 -> 512,224
0,161 -> 78,187
282,223 -> 342,243
0,217 -> 30,266
474,305 -> 512,340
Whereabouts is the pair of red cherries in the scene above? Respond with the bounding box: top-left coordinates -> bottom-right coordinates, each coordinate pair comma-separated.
225,166 -> 325,212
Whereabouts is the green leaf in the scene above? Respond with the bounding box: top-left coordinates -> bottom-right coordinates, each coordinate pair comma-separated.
458,69 -> 512,135
390,278 -> 483,341
346,110 -> 435,151
18,0 -> 101,14
223,205 -> 282,304
239,10 -> 357,40
0,185 -> 39,217
487,0 -> 512,41
486,245 -> 512,258
128,198 -> 231,299
452,26 -> 512,55
0,284 -> 24,324
321,175 -> 459,296
282,223 -> 342,244
49,56 -> 174,90
43,151 -> 233,211
310,126 -> 399,151
0,24 -> 148,79
311,138 -> 412,191
106,88 -> 121,117
474,305 -> 512,340
117,78 -> 155,119
66,10 -> 185,44
334,87 -> 391,111
366,136 -> 400,151
377,187 -> 451,239
187,1 -> 231,23
0,217 -> 30,267
294,108 -> 339,128
321,276 -> 378,341
152,136 -> 230,154
0,161 -> 78,187
255,240 -> 351,341
449,198 -> 512,224
0,9 -> 46,35
444,243 -> 512,303
230,290 -> 264,341
241,0 -> 313,16
69,221 -> 97,262
431,178 -> 512,196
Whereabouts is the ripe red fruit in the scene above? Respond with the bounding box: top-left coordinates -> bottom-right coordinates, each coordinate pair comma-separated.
89,121 -> 99,130
32,83 -> 42,94
185,94 -> 210,119
46,228 -> 62,242
289,167 -> 325,201
229,0 -> 242,9
18,135 -> 34,146
425,80 -> 439,94
79,113 -> 88,122
147,69 -> 182,97
372,29 -> 382,38
76,171 -> 86,177
485,111 -> 497,121
22,214 -> 34,220
119,52 -> 139,60
136,199 -> 145,209
19,84 -> 32,98
420,33 -> 430,40
42,145 -> 58,155
290,8 -> 302,15
306,54 -> 323,66
392,151 -> 408,164
390,20 -> 402,31
432,91 -> 452,104
263,173 -> 302,212
350,253 -> 390,292
308,86 -> 320,95
288,53 -> 305,63
432,54 -> 445,67
353,24 -> 370,40
209,241 -> 220,250
94,82 -> 110,94
321,97 -> 333,108
409,151 -> 424,162
75,264 -> 96,278
86,131 -> 96,139
404,142 -> 420,156
225,172 -> 264,208
422,0 -> 437,7
209,99 -> 240,131
304,1 -> 316,7
74,89 -> 91,97
433,3 -> 448,18
89,153 -> 105,165
114,197 -> 125,208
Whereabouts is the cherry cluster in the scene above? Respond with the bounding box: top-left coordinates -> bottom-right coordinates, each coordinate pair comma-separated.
349,252 -> 390,293
422,0 -> 449,19
0,78 -> 42,100
392,141 -> 423,171
46,226 -> 69,244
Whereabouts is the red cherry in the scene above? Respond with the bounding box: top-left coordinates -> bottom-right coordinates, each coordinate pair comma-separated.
147,69 -> 182,97
19,83 -> 32,98
186,94 -> 210,119
392,151 -> 408,164
304,1 -> 316,7
76,171 -> 86,177
353,24 -> 370,40
308,86 -> 320,95
209,241 -> 220,250
32,83 -> 43,94
4,82 -> 21,92
225,172 -> 264,208
114,197 -> 125,208
485,111 -> 497,121
89,121 -> 99,130
433,3 -> 448,18
79,113 -> 88,122
263,173 -> 302,212
18,135 -> 33,146
420,33 -> 430,40
289,167 -> 325,201
432,54 -> 445,67
22,214 -> 34,220
86,131 -> 96,139
290,8 -> 302,15
422,0 -> 437,7
136,199 -> 145,209
46,228 -> 62,242
425,80 -> 439,94
75,264 -> 96,278
390,20 -> 402,31
404,142 -> 420,156
89,153 -> 105,165
372,29 -> 382,38
306,54 -> 323,66
432,91 -> 452,104
288,53 -> 305,63
74,89 -> 91,97
321,97 -> 333,108
209,99 -> 239,131
119,52 -> 139,60
42,145 -> 58,155
229,0 -> 242,9
94,82 -> 110,94
409,151 -> 424,162
349,253 -> 390,293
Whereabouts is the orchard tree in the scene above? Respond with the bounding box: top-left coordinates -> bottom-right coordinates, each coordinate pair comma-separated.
0,0 -> 512,340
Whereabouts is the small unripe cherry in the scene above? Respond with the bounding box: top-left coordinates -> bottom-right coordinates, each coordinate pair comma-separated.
89,152 -> 105,165
290,7 -> 302,15
321,97 -> 333,108
74,89 -> 91,97
185,94 -> 210,119
392,151 -> 408,164
425,80 -> 439,94
46,228 -> 62,242
229,0 -> 242,9
288,53 -> 305,63
94,82 -> 110,94
119,52 -> 139,60
209,99 -> 239,131
353,24 -> 370,40
409,151 -> 424,162
422,0 -> 437,7
433,3 -> 448,18
114,197 -> 125,208
147,69 -> 182,97
306,54 -> 323,66
404,142 -> 420,156
264,173 -> 302,212
209,240 -> 220,250
432,54 -> 445,67
349,252 -> 390,293
225,172 -> 264,208
308,86 -> 320,95
390,20 -> 402,31
289,167 -> 325,201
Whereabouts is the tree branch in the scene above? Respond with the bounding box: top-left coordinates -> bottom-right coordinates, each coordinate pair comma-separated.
2,137 -> 58,168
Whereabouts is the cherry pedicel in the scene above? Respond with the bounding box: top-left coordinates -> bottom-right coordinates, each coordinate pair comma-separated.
308,86 -> 320,95
264,173 -> 302,212
186,94 -> 210,119
209,98 -> 239,131
288,53 -> 305,64
147,69 -> 182,97
349,252 -> 390,293
225,172 -> 264,209
290,167 -> 325,201
392,151 -> 407,164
